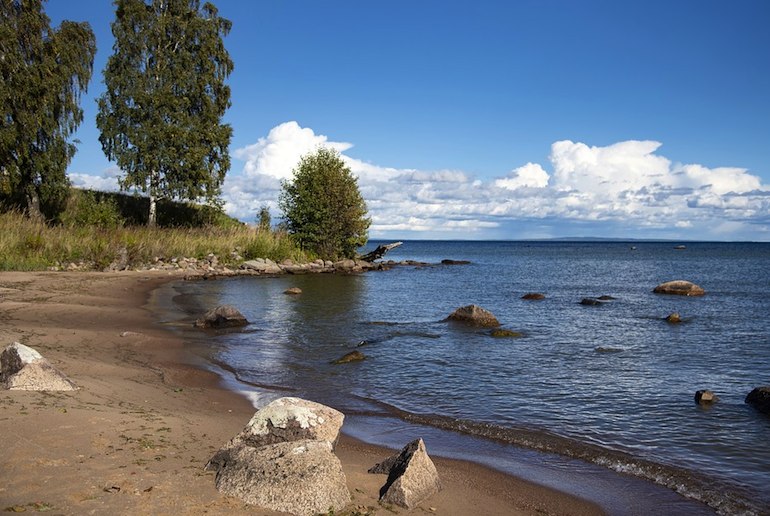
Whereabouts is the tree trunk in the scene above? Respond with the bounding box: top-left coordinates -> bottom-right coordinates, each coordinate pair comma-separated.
147,172 -> 157,227
148,192 -> 157,227
24,184 -> 44,222
359,242 -> 403,262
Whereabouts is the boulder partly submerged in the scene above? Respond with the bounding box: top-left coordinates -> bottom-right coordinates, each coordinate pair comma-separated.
445,305 -> 500,327
653,280 -> 705,296
521,292 -> 545,300
1,342 -> 77,391
369,438 -> 441,509
745,386 -> 770,415
194,305 -> 248,329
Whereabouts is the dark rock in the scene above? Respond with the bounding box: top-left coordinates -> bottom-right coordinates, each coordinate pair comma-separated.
284,287 -> 302,295
490,329 -> 523,338
207,440 -> 350,515
595,346 -> 624,353
370,438 -> 441,509
440,259 -> 471,265
653,280 -> 705,296
695,390 -> 718,405
521,293 -> 545,300
674,245 -> 687,250
665,312 -> 682,323
332,350 -> 366,364
445,305 -> 500,327
194,305 -> 248,329
745,386 -> 770,415
1,342 -> 78,391
579,298 -> 603,306
597,295 -> 617,301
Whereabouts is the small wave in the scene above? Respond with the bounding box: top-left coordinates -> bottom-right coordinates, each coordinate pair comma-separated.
353,395 -> 762,515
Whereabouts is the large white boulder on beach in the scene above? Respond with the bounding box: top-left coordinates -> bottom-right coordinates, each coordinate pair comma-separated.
1,342 -> 77,391
205,397 -> 349,515
369,438 -> 441,509
219,397 -> 345,450
208,439 -> 350,516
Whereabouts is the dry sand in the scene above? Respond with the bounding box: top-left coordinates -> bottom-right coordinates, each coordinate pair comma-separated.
0,271 -> 603,515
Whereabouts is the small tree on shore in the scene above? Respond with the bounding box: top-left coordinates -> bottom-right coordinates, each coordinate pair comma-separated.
96,0 -> 233,226
279,147 -> 370,260
0,0 -> 96,220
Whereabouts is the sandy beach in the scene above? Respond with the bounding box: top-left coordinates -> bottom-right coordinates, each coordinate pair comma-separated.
0,271 -> 602,515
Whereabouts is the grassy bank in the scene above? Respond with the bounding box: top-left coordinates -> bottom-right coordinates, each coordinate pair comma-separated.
0,211 -> 311,271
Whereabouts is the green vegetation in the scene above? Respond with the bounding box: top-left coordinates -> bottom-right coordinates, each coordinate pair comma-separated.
0,0 -> 96,220
279,147 -> 370,260
0,190 -> 310,271
97,0 -> 233,226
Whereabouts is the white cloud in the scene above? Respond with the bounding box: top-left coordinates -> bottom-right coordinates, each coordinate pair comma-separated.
495,162 -> 550,190
234,121 -> 352,180
219,122 -> 770,239
69,166 -> 122,192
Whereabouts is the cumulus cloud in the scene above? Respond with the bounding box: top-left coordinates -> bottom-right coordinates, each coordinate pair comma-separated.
221,121 -> 769,239
69,166 -> 122,192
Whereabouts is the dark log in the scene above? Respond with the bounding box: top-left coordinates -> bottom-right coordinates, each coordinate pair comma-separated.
360,242 -> 403,262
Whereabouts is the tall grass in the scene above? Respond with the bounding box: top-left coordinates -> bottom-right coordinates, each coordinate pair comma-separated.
0,211 -> 311,271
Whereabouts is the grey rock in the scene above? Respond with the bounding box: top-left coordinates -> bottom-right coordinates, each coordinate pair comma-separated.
1,342 -> 77,391
194,305 -> 248,329
445,305 -> 500,327
370,438 -> 441,509
207,440 -> 350,516
241,260 -> 283,274
284,287 -> 303,295
745,386 -> 770,415
653,280 -> 705,296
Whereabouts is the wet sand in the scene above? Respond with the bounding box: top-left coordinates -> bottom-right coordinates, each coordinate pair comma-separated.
0,271 -> 602,515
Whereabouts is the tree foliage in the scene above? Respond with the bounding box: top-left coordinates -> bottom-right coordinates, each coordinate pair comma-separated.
0,0 -> 96,219
279,147 -> 370,260
96,0 -> 233,226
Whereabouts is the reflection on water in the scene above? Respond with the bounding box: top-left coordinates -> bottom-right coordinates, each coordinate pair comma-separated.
163,241 -> 770,515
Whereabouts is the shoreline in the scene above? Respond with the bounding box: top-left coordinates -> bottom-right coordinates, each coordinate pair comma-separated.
0,271 -> 602,515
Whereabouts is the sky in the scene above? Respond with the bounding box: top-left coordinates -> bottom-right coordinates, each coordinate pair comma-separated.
45,0 -> 770,241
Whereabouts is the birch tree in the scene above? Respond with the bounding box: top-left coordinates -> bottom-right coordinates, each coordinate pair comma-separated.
97,0 -> 232,226
0,0 -> 95,219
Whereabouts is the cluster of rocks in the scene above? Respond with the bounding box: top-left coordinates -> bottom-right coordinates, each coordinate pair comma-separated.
1,343 -> 77,391
205,397 -> 441,514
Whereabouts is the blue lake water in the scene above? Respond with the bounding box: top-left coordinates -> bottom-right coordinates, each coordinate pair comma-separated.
158,241 -> 770,515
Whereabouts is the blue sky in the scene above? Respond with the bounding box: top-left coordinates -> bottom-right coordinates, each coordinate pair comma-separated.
46,0 -> 770,240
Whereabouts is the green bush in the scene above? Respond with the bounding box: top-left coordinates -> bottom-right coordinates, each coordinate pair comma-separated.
60,190 -> 124,227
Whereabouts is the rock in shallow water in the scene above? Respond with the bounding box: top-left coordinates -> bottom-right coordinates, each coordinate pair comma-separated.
332,350 -> 366,364
695,390 -> 718,405
745,386 -> 770,415
445,305 -> 500,327
653,280 -> 705,296
194,305 -> 248,329
521,292 -> 545,300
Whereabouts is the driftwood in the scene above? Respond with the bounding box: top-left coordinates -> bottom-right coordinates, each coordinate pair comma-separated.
360,242 -> 402,262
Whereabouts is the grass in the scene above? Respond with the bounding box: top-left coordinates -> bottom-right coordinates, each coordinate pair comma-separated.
0,211 -> 312,271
